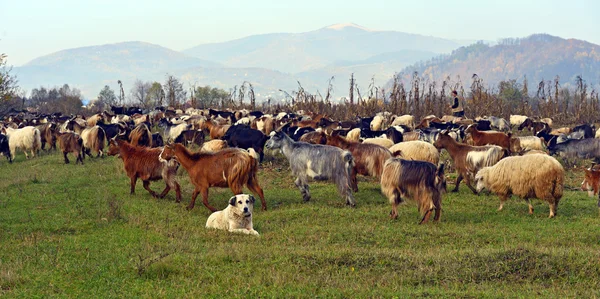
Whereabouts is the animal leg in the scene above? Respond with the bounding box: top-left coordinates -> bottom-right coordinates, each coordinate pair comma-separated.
142,180 -> 158,198
389,190 -> 401,219
130,176 -> 137,195
200,188 -> 217,212
76,151 -> 84,164
187,189 -> 199,210
247,176 -> 267,211
433,200 -> 442,222
174,182 -> 182,203
294,177 -> 310,202
419,209 -> 433,224
524,198 -> 534,215
452,174 -> 463,192
464,175 -> 478,195
497,195 -> 508,211
63,152 -> 70,164
350,168 -> 359,193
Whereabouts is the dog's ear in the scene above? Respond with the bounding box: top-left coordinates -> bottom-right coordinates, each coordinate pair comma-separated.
229,196 -> 237,206
249,195 -> 255,204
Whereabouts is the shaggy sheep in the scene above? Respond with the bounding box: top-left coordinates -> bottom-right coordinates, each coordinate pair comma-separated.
346,128 -> 362,143
509,136 -> 546,154
509,115 -> 528,127
475,154 -> 564,218
3,126 -> 42,160
370,115 -> 385,131
199,140 -> 229,153
362,137 -> 394,148
389,141 -> 440,165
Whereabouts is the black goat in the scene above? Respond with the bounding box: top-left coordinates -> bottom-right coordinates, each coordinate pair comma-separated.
222,124 -> 268,162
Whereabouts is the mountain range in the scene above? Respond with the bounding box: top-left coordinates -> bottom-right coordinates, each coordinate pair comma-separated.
396,34 -> 600,88
11,24 -> 600,101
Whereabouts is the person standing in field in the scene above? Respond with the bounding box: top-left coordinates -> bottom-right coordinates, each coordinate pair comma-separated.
451,90 -> 465,118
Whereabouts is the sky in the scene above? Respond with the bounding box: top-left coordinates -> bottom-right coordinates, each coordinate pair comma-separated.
1,0 -> 599,66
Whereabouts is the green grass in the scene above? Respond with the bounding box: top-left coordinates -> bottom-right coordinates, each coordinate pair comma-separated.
1,151 -> 600,298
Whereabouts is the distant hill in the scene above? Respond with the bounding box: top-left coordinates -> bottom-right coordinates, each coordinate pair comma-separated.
14,41 -> 221,97
397,34 -> 600,87
184,23 -> 469,74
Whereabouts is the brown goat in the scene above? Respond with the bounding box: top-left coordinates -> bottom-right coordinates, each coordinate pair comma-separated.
57,132 -> 84,164
381,158 -> 445,223
434,131 -> 506,194
299,131 -> 327,145
326,135 -> 392,192
107,139 -> 181,202
465,124 -> 512,150
38,123 -> 57,150
159,143 -> 266,212
201,119 -> 231,139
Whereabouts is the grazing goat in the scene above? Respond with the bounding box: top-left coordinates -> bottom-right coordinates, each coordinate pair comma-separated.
107,139 -> 181,202
3,126 -> 42,160
389,140 -> 440,165
129,123 -> 152,147
434,131 -> 506,194
465,124 -> 511,150
0,134 -> 12,163
67,121 -> 106,158
57,132 -> 84,164
266,131 -> 356,206
326,135 -> 392,192
381,158 -> 445,223
548,138 -> 600,164
475,154 -> 564,218
159,143 -> 266,211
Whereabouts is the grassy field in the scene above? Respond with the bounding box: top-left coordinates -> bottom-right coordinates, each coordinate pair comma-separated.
1,150 -> 599,298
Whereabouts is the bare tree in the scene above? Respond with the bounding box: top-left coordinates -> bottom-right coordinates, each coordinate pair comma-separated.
129,80 -> 152,109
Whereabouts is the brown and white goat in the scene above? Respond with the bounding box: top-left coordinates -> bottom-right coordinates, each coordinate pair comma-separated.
434,131 -> 506,194
326,135 -> 392,192
107,139 -> 181,202
159,143 -> 266,212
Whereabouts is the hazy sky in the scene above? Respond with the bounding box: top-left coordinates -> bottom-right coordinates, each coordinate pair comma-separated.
1,0 -> 599,66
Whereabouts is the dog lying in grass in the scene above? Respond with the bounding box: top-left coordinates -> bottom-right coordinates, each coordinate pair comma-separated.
206,194 -> 259,236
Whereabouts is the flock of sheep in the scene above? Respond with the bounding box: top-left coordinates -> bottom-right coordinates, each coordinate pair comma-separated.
1,107 -> 597,225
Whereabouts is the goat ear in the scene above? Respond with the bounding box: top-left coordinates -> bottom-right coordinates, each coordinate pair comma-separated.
229,196 -> 237,206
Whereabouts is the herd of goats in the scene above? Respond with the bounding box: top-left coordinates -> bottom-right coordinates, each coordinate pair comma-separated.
1,105 -> 600,223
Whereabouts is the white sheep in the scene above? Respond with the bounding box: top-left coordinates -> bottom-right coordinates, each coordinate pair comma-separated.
389,140 -> 440,165
3,126 -> 42,160
475,154 -> 564,218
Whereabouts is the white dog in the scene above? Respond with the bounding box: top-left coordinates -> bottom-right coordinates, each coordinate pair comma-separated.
206,194 -> 259,236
